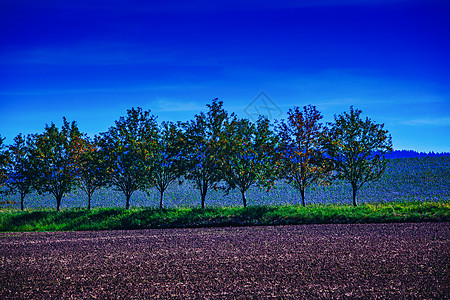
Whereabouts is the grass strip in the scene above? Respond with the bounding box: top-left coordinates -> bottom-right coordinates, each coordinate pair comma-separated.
0,201 -> 448,232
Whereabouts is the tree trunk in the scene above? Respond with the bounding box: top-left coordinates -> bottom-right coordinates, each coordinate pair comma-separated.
352,183 -> 358,207
159,189 -> 164,209
201,187 -> 207,209
201,194 -> 205,209
56,196 -> 61,212
126,193 -> 131,210
242,191 -> 247,208
300,188 -> 306,207
20,193 -> 25,211
88,193 -> 91,211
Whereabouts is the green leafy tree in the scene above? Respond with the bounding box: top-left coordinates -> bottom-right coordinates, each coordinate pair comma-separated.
76,135 -> 109,210
276,105 -> 333,207
221,116 -> 279,207
0,135 -> 10,198
6,134 -> 35,210
183,99 -> 230,209
30,118 -> 84,211
147,121 -> 185,209
322,106 -> 393,206
100,107 -> 158,209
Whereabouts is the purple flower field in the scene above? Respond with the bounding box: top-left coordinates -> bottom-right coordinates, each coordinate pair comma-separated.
2,156 -> 449,210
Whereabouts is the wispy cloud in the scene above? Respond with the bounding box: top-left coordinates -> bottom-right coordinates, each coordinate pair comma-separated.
400,117 -> 450,126
2,0 -> 418,14
154,99 -> 205,112
0,83 -> 207,96
0,42 -> 173,67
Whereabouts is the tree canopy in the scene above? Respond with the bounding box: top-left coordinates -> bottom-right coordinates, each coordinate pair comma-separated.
276,105 -> 332,206
183,99 -> 231,208
221,116 -> 279,207
29,118 -> 84,211
0,135 -> 10,198
76,135 -> 109,210
6,134 -> 34,210
0,102 -> 395,210
148,121 -> 186,209
100,107 -> 158,209
321,106 -> 393,206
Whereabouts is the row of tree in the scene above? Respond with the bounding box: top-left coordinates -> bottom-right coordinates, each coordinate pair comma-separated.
0,99 -> 392,211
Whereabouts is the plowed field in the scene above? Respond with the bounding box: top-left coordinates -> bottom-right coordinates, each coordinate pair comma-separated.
1,223 -> 448,299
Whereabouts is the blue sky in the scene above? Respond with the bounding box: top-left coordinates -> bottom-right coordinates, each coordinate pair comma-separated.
1,0 -> 449,152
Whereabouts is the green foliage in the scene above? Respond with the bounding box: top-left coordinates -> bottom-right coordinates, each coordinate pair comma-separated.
99,107 -> 158,209
0,201 -> 448,232
6,134 -> 35,210
183,99 -> 231,208
322,106 -> 393,206
76,135 -> 109,210
277,105 -> 333,206
0,135 -> 10,197
0,102 -> 423,212
221,116 -> 279,207
148,121 -> 186,209
29,118 -> 84,211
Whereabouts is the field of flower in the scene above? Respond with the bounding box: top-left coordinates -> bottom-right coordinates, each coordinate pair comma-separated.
2,156 -> 449,210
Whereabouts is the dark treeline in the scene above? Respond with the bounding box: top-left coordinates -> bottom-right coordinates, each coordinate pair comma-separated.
0,99 -> 393,211
386,150 -> 450,159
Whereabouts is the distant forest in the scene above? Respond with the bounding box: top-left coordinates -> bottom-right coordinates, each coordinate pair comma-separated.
387,150 -> 450,159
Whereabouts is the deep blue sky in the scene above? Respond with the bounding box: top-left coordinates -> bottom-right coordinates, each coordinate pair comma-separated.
1,0 -> 449,152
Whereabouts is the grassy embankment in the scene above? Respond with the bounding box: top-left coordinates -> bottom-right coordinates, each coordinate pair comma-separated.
0,201 -> 448,232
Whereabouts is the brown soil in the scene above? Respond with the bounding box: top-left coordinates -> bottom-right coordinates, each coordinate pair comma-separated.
1,223 -> 449,299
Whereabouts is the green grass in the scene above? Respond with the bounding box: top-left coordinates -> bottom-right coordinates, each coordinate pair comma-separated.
0,201 -> 448,232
